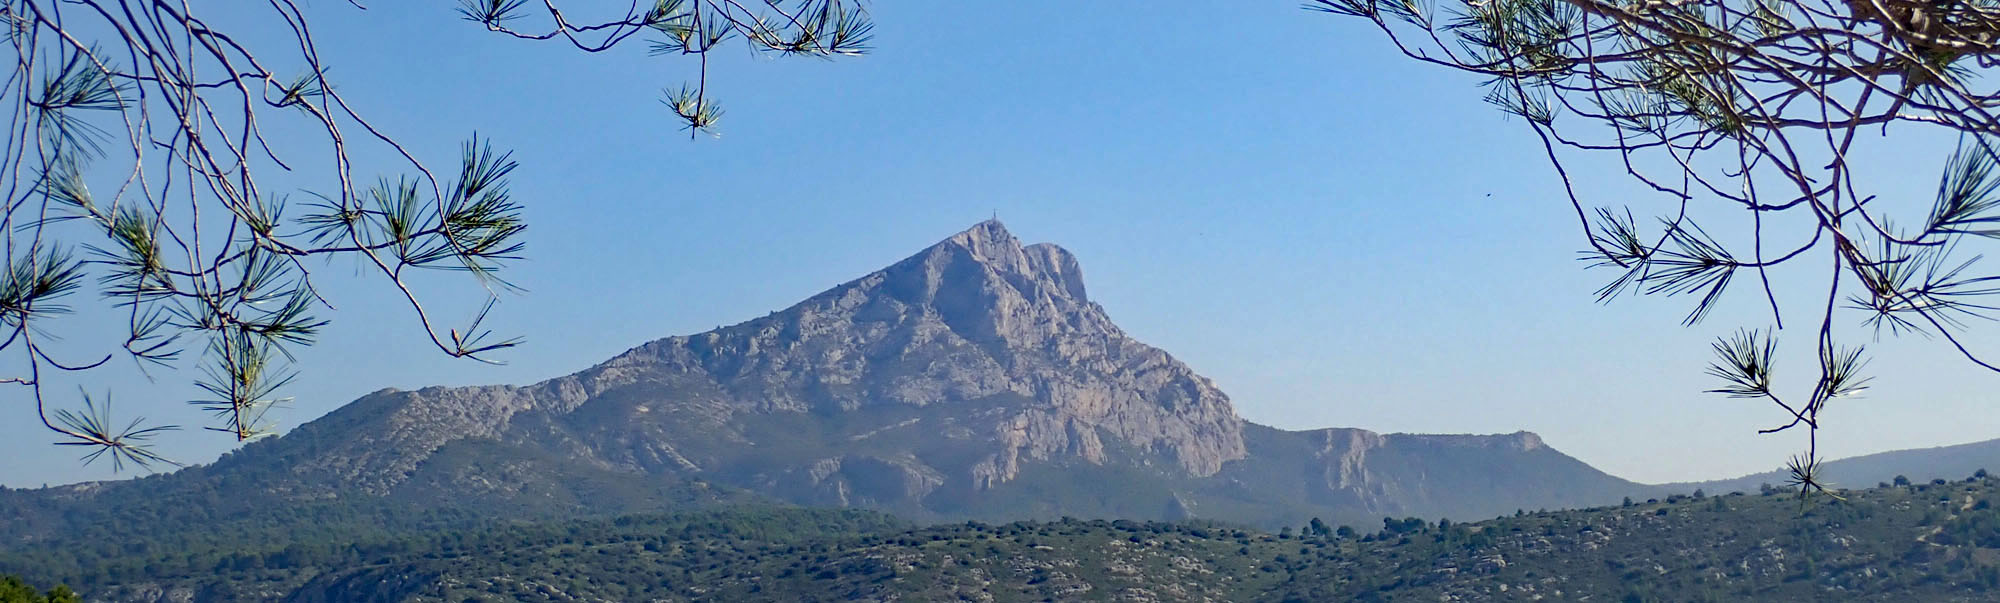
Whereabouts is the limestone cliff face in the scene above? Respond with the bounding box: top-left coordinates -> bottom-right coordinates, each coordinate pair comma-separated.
268,221 -> 1246,505
572,221 -> 1246,483
1308,430 -> 1547,489
1211,424 -> 1642,524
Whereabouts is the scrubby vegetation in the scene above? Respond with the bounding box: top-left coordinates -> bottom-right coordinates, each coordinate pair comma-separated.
0,577 -> 74,603
8,472 -> 2000,601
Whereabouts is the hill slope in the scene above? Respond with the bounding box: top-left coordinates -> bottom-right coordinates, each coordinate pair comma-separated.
1681,438 -> 2000,495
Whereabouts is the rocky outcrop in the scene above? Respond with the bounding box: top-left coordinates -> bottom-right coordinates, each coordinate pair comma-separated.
1208,424 -> 1652,525
276,385 -> 548,494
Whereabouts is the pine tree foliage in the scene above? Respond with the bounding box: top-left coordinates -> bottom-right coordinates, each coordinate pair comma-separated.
0,1 -> 868,467
1315,0 -> 2000,496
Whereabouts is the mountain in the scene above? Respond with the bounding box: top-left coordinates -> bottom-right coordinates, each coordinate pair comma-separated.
1680,437 -> 2000,495
0,221 -> 1655,549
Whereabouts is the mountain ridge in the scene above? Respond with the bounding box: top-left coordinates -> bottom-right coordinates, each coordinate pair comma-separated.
4,220 -> 1652,538
1672,436 -> 2000,494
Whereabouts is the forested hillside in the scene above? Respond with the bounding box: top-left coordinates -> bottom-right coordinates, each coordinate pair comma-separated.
9,473 -> 1999,601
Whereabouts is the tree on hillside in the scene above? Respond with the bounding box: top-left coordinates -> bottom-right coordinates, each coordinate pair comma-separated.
1314,0 -> 2000,495
0,0 -> 870,468
0,575 -> 75,603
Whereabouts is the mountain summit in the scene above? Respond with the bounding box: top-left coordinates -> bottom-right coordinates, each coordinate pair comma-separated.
3,221 -> 1652,534
269,221 -> 1247,510
611,219 -> 1248,481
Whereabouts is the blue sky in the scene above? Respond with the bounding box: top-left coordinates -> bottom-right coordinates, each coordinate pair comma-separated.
3,1 -> 1996,488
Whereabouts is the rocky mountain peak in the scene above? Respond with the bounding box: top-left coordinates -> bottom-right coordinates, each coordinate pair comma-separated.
517,221 -> 1246,490
867,220 -> 1103,346
937,219 -> 1027,268
924,220 -> 1087,301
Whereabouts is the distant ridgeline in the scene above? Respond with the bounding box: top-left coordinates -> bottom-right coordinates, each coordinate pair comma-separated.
7,474 -> 2000,601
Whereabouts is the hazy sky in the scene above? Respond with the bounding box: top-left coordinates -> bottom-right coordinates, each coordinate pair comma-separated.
3,1 -> 1995,488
